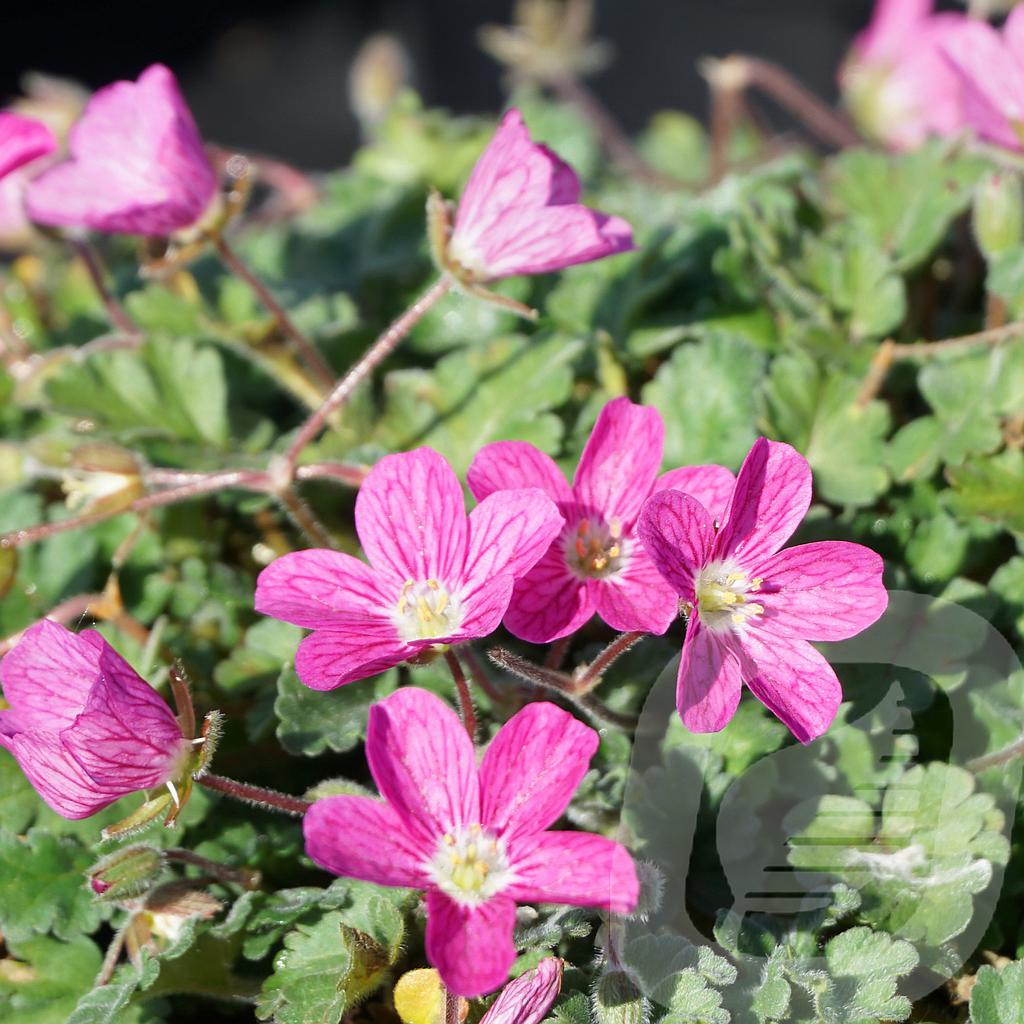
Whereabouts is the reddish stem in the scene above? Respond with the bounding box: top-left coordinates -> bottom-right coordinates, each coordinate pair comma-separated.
445,649 -> 478,743
196,772 -> 311,816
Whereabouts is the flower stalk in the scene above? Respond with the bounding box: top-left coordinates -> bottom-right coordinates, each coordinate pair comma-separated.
445,649 -> 478,742
195,772 -> 312,817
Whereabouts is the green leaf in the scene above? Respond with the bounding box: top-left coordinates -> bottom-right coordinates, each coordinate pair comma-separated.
761,352 -> 890,505
820,927 -> 917,1023
970,961 -> 1024,1024
948,450 -> 1024,534
0,934 -> 102,1024
0,828 -> 102,943
256,911 -> 355,1024
643,334 -> 766,468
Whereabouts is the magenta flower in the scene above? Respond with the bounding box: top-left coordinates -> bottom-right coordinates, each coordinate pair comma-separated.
304,687 -> 637,996
841,0 -> 968,150
637,438 -> 887,744
255,447 -> 564,689
0,112 -> 56,182
444,108 -> 633,283
0,621 -> 189,819
480,958 -> 562,1024
941,6 -> 1024,151
467,397 -> 735,643
25,64 -> 218,237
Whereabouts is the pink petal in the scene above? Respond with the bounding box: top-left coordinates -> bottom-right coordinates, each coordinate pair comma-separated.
676,620 -> 743,733
0,620 -> 104,731
467,441 -> 573,505
293,624 -> 410,691
449,573 -> 517,643
502,543 -> 593,643
590,546 -> 679,635
469,205 -> 634,280
453,108 -> 581,247
425,891 -> 517,997
480,958 -> 563,1024
735,629 -> 843,744
1007,4 -> 1024,63
714,439 -> 812,568
479,701 -> 597,842
1,731 -> 123,819
751,541 -> 888,642
60,642 -> 184,790
505,831 -> 638,915
855,0 -> 932,63
303,795 -> 431,888
366,688 -> 480,844
573,398 -> 664,526
653,464 -> 736,524
461,489 -> 564,593
636,491 -> 715,602
26,64 -> 217,236
255,549 -> 394,628
0,113 -> 56,181
355,447 -> 468,586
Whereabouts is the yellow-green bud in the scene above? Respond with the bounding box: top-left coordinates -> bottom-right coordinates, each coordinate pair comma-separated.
974,171 -> 1024,260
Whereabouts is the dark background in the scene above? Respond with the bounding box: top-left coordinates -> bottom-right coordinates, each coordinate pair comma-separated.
0,0 -> 940,169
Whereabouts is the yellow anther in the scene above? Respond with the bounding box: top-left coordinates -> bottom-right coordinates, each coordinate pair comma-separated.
608,544 -> 621,558
466,843 -> 477,860
477,862 -> 489,876
610,519 -> 622,540
427,579 -> 440,590
435,591 -> 449,615
469,824 -> 481,834
443,833 -> 455,846
450,853 -> 462,866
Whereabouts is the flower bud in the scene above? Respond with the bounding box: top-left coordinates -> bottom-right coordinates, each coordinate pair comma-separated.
61,442 -> 143,515
87,843 -> 164,902
973,171 -> 1024,260
349,34 -> 410,131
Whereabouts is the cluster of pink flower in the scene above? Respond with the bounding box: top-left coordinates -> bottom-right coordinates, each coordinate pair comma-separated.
843,0 -> 1024,153
0,57 -> 889,1000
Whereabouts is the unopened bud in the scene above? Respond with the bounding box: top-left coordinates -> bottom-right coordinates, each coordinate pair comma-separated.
349,34 -> 411,131
61,442 -> 143,515
974,171 -> 1024,260
87,843 -> 164,902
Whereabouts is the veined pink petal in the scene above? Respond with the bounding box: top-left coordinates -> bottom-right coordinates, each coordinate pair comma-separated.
450,573 -> 517,643
0,113 -> 56,181
734,629 -> 843,744
355,448 -> 468,586
454,109 -> 580,243
467,205 -> 633,280
636,491 -> 715,602
714,439 -> 812,567
461,489 -> 564,593
293,623 -> 410,691
590,547 -> 679,635
479,702 -> 597,842
60,643 -> 184,790
653,464 -> 736,524
480,958 -> 563,1024
303,795 -> 432,888
255,549 -> 394,628
467,441 -> 573,504
366,688 -> 480,843
752,541 -> 888,642
502,543 -> 593,643
0,620 -> 104,731
573,398 -> 664,525
676,620 -> 743,733
425,891 -> 517,998
26,64 -> 217,236
1,731 -> 123,819
505,831 -> 638,915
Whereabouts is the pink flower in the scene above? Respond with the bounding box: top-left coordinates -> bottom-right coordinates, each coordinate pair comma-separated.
637,438 -> 888,744
444,108 -> 634,282
25,64 -> 218,237
0,621 -> 189,819
467,397 -> 735,643
0,112 -> 56,182
941,6 -> 1024,151
304,687 -> 637,996
255,447 -> 564,690
841,0 -> 968,150
481,958 -> 562,1024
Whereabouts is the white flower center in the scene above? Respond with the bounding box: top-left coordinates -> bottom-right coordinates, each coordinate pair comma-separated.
393,579 -> 464,643
695,559 -> 764,633
565,517 -> 625,580
428,824 -> 512,906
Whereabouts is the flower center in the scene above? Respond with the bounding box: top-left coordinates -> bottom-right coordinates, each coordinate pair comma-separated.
393,579 -> 463,642
695,560 -> 764,633
565,518 -> 625,580
429,825 -> 512,906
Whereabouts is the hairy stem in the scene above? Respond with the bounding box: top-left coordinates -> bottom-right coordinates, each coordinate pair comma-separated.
275,485 -> 336,548
573,631 -> 646,692
196,773 -> 312,816
445,649 -> 478,743
284,276 -> 453,466
72,239 -> 140,337
967,735 -> 1024,773
212,233 -> 335,393
164,848 -> 261,890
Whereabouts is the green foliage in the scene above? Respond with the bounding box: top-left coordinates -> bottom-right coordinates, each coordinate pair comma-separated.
970,962 -> 1024,1024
